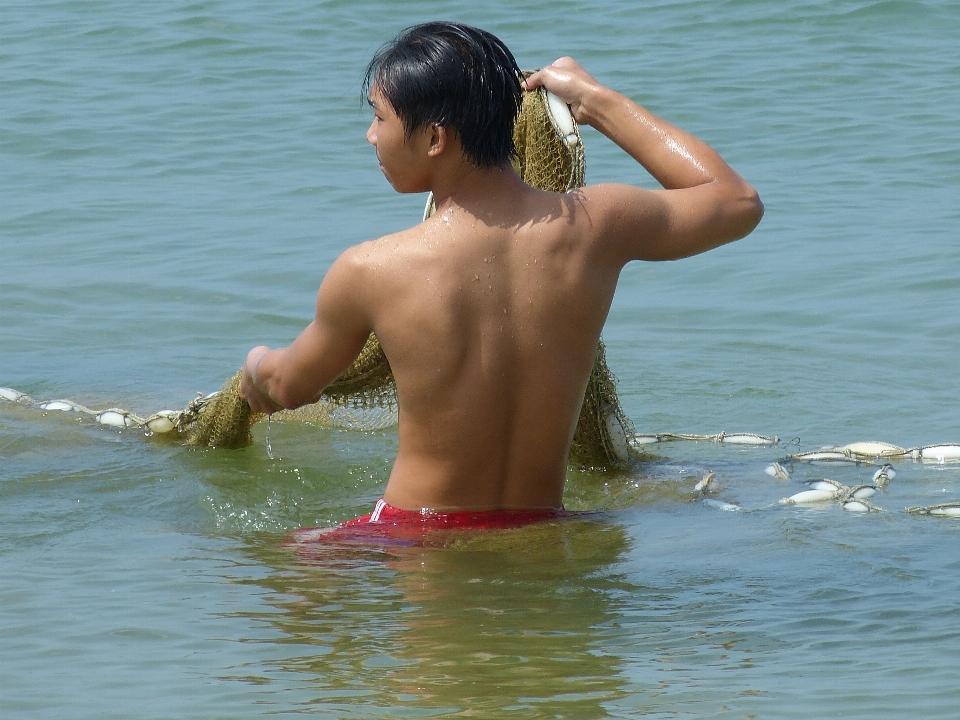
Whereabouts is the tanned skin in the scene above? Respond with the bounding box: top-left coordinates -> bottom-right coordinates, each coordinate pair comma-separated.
240,58 -> 763,512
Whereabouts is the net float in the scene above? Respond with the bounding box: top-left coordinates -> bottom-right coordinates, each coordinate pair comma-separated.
781,489 -> 836,504
765,462 -> 790,480
40,400 -> 77,412
913,445 -> 960,462
872,464 -> 896,486
842,499 -> 882,513
96,410 -> 139,428
695,472 -> 716,493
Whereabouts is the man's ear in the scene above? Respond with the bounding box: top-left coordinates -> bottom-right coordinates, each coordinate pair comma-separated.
426,124 -> 447,157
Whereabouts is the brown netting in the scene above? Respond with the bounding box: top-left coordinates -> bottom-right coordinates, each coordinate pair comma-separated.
314,332 -> 395,409
177,371 -> 264,447
571,342 -> 634,469
512,78 -> 585,192
175,334 -> 396,448
173,81 -> 638,468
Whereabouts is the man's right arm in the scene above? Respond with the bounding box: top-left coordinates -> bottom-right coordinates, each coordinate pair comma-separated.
524,58 -> 763,262
240,246 -> 374,413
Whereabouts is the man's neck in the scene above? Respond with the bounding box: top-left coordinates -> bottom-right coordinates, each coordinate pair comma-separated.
429,161 -> 528,219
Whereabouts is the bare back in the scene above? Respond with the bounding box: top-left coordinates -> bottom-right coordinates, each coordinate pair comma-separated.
240,56 -> 762,514
359,187 -> 619,510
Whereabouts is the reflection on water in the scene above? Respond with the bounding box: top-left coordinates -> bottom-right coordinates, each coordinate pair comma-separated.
201,442 -> 960,718
5,407 -> 960,717
243,518 -> 631,717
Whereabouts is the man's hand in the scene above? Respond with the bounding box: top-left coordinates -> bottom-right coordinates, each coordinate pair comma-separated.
240,345 -> 284,415
522,57 -> 602,126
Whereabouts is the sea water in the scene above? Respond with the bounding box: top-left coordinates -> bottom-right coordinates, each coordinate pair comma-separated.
2,1 -> 960,717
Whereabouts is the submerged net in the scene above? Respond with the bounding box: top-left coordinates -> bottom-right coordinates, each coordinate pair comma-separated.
54,82 -> 638,469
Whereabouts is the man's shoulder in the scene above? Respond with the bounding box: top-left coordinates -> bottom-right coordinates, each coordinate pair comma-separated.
329,223 -> 435,289
336,227 -> 416,267
573,182 -> 653,210
351,220 -> 431,254
568,182 -> 662,251
521,183 -> 654,233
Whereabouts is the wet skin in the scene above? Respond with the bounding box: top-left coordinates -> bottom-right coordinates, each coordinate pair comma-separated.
241,58 -> 763,512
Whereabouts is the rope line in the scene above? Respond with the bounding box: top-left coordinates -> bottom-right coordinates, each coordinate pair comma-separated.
4,386 -> 959,519
631,430 -> 960,465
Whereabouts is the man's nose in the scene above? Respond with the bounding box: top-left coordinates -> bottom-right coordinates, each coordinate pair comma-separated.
366,120 -> 377,146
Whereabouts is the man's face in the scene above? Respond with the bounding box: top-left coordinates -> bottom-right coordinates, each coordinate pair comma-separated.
366,86 -> 433,193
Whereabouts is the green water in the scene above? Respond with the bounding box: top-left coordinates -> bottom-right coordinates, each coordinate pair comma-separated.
3,1 -> 960,717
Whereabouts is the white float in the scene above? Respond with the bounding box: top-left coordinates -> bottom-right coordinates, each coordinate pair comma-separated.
40,401 -> 76,412
915,444 -> 960,462
0,387 -> 27,402
841,442 -> 906,458
781,489 -> 837,504
765,462 -> 790,480
96,410 -> 138,428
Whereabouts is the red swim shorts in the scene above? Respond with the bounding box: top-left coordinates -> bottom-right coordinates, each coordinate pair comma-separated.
288,498 -> 568,548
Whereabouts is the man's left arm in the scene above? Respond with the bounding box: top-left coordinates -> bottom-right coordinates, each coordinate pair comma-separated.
240,247 -> 374,414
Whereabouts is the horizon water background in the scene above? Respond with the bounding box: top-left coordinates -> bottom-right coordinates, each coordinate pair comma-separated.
2,1 -> 960,718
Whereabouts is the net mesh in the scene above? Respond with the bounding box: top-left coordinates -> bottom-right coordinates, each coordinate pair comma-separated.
178,371 -> 264,447
512,81 -> 585,192
174,82 -> 638,468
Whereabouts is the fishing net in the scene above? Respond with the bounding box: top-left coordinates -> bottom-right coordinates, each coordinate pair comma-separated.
511,77 -> 585,193
6,82 -> 637,469
570,342 -> 634,468
176,331 -> 396,447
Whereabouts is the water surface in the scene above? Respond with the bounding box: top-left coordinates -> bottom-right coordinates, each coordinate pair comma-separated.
3,1 -> 960,717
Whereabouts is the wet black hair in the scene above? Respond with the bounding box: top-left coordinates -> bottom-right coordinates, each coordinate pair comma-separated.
363,22 -> 523,168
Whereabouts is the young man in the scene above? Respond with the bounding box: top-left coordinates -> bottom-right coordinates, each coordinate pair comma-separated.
240,22 -> 762,522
